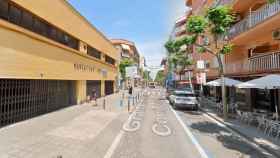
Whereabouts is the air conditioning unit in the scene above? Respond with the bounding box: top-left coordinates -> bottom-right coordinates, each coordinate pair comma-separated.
272,30 -> 280,40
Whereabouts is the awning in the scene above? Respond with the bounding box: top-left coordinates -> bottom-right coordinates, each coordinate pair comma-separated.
236,74 -> 280,89
205,77 -> 243,87
236,74 -> 280,119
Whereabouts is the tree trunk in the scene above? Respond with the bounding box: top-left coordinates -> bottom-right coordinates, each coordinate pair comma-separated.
217,54 -> 228,119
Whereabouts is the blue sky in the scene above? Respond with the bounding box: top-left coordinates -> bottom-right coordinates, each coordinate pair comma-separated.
68,0 -> 186,67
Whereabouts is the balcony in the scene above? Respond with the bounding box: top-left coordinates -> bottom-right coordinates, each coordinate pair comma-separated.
211,0 -> 234,7
229,0 -> 280,39
225,51 -> 280,75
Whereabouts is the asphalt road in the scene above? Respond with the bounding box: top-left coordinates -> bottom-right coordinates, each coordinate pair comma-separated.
108,88 -> 274,158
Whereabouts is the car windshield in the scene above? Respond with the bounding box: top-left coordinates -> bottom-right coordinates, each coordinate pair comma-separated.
174,93 -> 195,97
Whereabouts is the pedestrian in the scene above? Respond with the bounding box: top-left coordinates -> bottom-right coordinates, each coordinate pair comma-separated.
129,85 -> 133,95
91,89 -> 97,106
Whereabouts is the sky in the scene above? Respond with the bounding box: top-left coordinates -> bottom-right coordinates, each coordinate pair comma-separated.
68,0 -> 187,80
68,0 -> 187,66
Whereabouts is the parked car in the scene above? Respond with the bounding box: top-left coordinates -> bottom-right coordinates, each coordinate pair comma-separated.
148,82 -> 156,88
166,87 -> 175,100
169,90 -> 198,110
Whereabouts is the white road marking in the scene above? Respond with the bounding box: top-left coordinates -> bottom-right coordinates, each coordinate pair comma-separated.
103,130 -> 124,158
169,107 -> 210,158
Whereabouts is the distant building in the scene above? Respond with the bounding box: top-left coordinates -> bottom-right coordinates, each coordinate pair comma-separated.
110,39 -> 140,66
110,39 -> 141,87
139,56 -> 146,70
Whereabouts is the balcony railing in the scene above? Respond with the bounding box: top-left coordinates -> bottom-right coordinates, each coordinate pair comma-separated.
211,0 -> 234,7
229,0 -> 280,38
225,51 -> 280,74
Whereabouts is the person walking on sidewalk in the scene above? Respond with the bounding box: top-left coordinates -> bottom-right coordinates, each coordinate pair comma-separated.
129,85 -> 133,95
91,89 -> 97,106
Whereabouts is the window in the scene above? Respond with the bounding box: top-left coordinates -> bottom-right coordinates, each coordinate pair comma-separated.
105,55 -> 115,65
48,27 -> 57,41
9,5 -> 21,25
33,18 -> 49,37
0,1 -> 80,51
87,46 -> 101,59
21,11 -> 33,30
0,0 -> 8,20
68,36 -> 79,50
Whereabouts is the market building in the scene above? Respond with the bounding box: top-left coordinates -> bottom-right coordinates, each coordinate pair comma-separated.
0,0 -> 118,127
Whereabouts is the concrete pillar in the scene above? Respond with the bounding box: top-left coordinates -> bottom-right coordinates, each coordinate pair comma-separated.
101,80 -> 105,97
76,80 -> 87,104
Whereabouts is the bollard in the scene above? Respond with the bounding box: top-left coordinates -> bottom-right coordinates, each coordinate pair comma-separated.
133,96 -> 135,106
103,97 -> 106,110
128,96 -> 130,112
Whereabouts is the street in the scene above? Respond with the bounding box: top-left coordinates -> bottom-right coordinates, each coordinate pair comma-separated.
109,88 -> 275,158
0,88 -> 275,158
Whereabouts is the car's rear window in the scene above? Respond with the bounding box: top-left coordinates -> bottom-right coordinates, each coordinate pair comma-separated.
175,93 -> 195,97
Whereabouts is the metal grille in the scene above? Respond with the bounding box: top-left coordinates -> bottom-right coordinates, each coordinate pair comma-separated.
0,79 -> 76,128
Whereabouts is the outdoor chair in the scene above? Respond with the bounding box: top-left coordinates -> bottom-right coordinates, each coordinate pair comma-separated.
257,117 -> 267,131
236,110 -> 243,121
264,119 -> 274,135
267,121 -> 279,137
245,113 -> 256,125
277,126 -> 280,139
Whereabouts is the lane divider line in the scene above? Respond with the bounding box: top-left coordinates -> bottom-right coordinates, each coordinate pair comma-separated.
104,92 -> 145,158
169,106 -> 210,158
103,130 -> 124,158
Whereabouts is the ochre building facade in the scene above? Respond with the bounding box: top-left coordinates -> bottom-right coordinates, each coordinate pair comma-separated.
0,0 -> 118,127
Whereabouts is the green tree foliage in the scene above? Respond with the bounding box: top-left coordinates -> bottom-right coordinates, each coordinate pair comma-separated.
164,40 -> 193,73
267,0 -> 279,3
176,5 -> 235,119
143,70 -> 152,81
180,5 -> 234,75
119,59 -> 134,79
154,70 -> 165,85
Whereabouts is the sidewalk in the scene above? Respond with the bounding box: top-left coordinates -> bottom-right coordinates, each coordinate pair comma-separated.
85,88 -> 143,113
200,99 -> 280,157
0,90 -> 144,158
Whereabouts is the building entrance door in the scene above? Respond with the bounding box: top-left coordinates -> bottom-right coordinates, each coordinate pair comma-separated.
105,81 -> 114,95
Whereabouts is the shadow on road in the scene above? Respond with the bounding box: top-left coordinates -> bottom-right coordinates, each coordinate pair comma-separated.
190,121 -> 269,158
190,121 -> 228,134
182,111 -> 202,116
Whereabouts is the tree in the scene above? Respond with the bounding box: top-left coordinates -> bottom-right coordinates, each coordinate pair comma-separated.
176,5 -> 235,119
154,70 -> 165,85
119,59 -> 134,80
164,40 -> 193,74
143,70 -> 152,81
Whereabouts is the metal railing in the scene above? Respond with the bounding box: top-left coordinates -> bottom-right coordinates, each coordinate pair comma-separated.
229,0 -> 280,38
225,51 -> 280,74
249,51 -> 280,72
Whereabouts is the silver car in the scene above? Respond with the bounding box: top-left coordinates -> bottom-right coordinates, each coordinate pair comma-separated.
169,90 -> 198,110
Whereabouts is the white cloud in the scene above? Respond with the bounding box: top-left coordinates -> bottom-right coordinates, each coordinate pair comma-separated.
137,40 -> 166,67
166,0 -> 190,32
113,19 -> 130,28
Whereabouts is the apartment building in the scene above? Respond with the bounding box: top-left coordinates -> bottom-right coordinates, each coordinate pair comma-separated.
110,39 -> 140,87
0,0 -> 118,127
187,0 -> 280,111
110,39 -> 140,66
221,0 -> 280,111
185,0 -> 218,89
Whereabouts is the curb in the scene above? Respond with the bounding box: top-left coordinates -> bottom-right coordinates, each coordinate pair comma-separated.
200,107 -> 280,158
